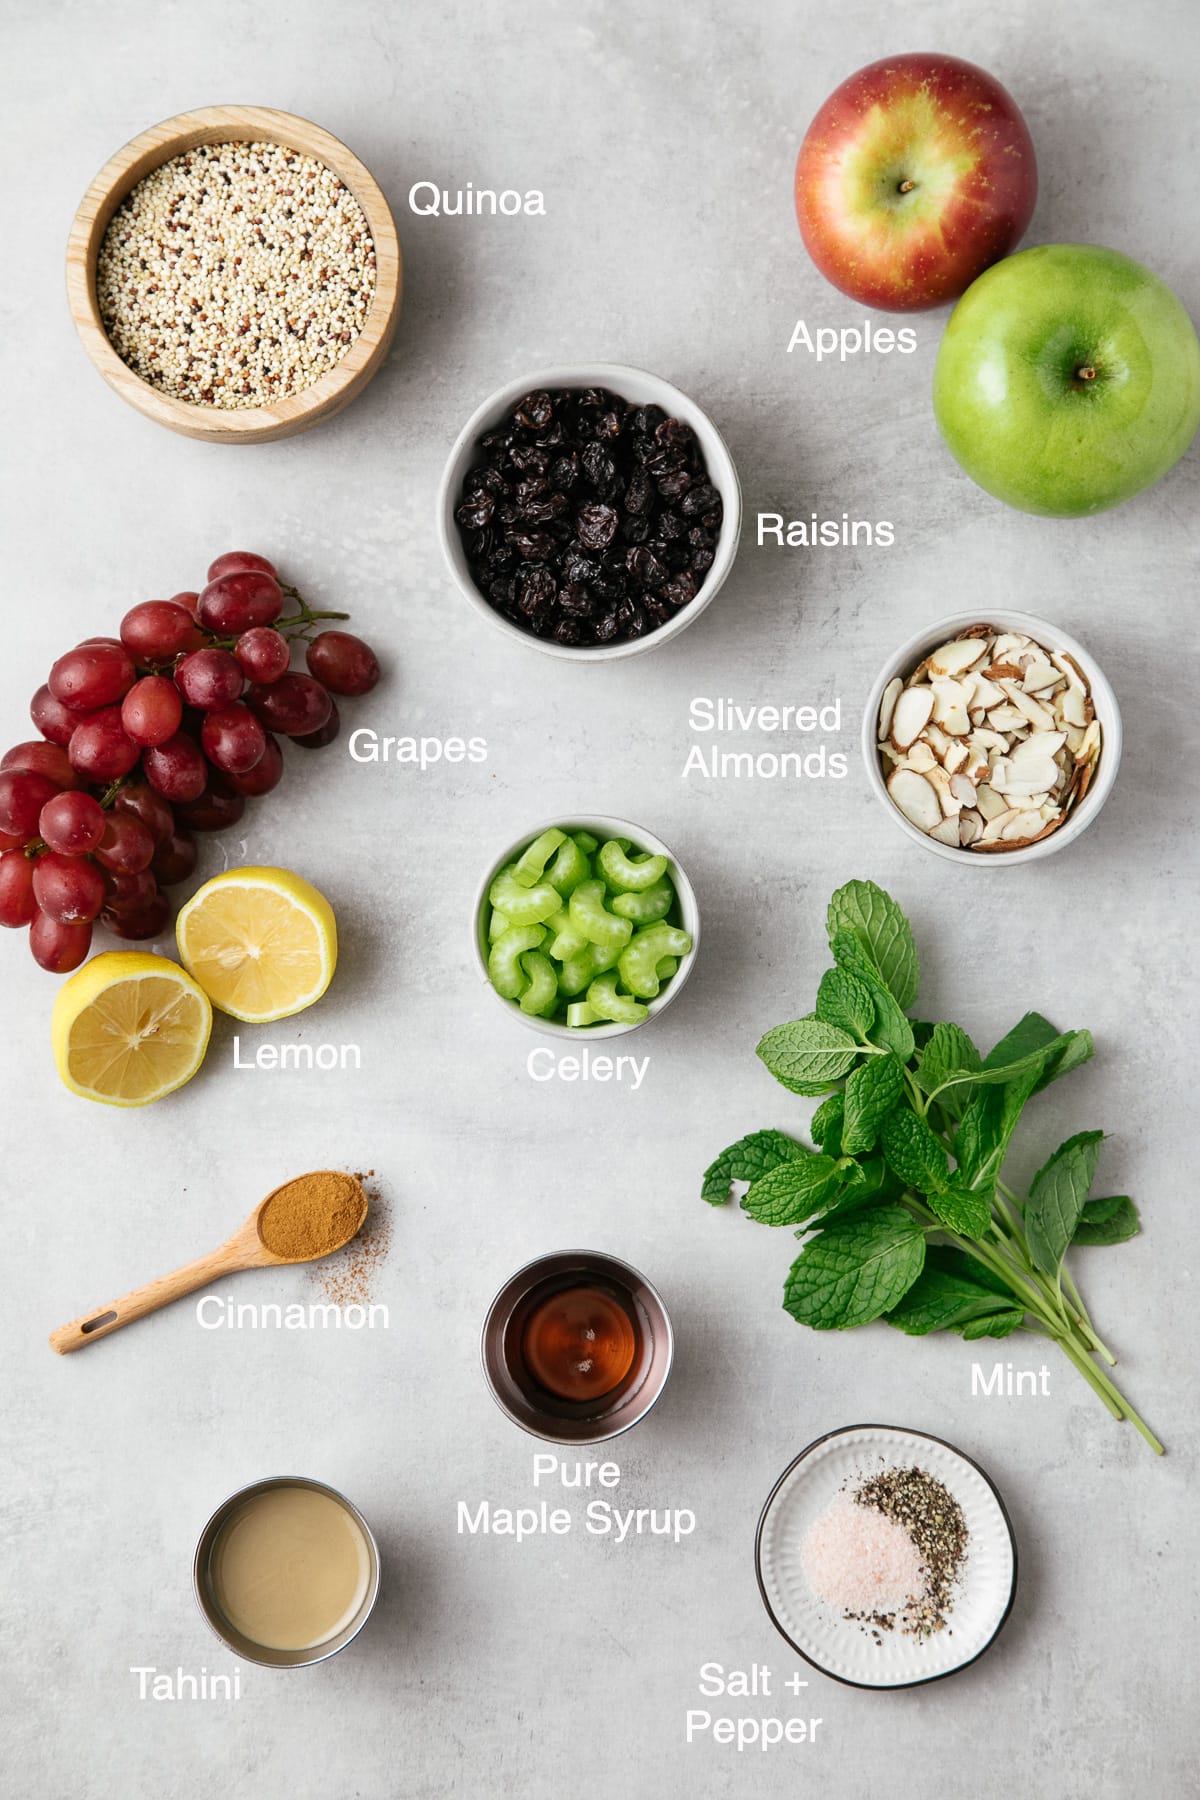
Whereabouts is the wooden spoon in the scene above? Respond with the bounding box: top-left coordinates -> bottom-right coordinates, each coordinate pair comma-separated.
49,1172 -> 367,1355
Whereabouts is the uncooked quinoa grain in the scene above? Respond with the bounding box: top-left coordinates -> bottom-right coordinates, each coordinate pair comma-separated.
96,140 -> 376,408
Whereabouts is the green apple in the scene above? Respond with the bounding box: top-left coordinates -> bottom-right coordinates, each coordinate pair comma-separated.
933,244 -> 1200,516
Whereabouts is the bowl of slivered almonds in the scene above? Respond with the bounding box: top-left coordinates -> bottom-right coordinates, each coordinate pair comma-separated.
863,611 -> 1121,865
67,107 -> 402,444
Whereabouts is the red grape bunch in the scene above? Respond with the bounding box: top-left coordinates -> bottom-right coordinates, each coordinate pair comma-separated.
0,552 -> 380,972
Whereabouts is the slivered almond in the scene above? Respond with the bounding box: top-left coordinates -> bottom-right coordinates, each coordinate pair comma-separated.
887,767 -> 942,832
907,740 -> 937,773
981,807 -> 1021,841
985,661 -> 1024,681
969,676 -> 1006,709
890,684 -> 935,749
924,765 -> 962,817
998,681 -> 1058,730
943,740 -> 969,775
878,676 -> 903,742
974,783 -> 1009,821
927,638 -> 989,678
1076,719 -> 1101,764
928,817 -> 961,847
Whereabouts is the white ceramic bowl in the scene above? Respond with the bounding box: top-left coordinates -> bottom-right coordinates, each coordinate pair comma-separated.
437,364 -> 742,660
756,1424 -> 1017,1690
862,609 -> 1121,867
473,815 -> 700,1038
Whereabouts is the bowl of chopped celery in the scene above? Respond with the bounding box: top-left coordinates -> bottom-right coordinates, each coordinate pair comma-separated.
474,817 -> 700,1036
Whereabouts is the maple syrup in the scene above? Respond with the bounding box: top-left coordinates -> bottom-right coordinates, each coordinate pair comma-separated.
521,1283 -> 639,1403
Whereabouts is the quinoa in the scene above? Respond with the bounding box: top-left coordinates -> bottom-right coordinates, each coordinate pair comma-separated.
96,140 -> 376,408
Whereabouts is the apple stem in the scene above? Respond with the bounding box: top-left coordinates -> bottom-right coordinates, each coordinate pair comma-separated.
1077,366 -> 1097,381
898,179 -> 916,193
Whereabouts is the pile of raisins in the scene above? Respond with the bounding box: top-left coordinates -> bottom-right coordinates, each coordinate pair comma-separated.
454,387 -> 724,648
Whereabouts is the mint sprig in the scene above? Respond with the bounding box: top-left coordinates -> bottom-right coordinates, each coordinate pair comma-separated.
703,879 -> 1164,1455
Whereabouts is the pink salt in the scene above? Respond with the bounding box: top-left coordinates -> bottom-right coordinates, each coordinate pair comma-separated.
802,1493 -> 922,1614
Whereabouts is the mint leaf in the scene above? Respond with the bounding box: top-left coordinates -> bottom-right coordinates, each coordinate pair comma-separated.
981,1014 -> 1094,1097
881,1110 -> 949,1195
983,1011 -> 1062,1069
701,1130 -> 804,1204
829,932 -> 915,1061
962,1310 -> 1024,1340
757,1017 -> 860,1096
841,1053 -> 904,1155
742,1153 -> 842,1226
783,1204 -> 925,1329
1026,1130 -> 1104,1275
924,1182 -> 992,1238
816,967 -> 875,1040
916,1022 -> 981,1118
1034,1030 -> 1094,1094
927,1245 -> 1013,1298
933,1028 -> 1090,1110
886,1255 -> 1021,1336
826,880 -> 919,1010
1073,1195 -> 1140,1247
954,1065 -> 1041,1192
811,1092 -> 844,1155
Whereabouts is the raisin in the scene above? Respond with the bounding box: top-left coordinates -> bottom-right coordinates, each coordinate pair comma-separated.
576,502 -> 619,550
656,466 -> 693,500
518,567 -> 557,615
581,442 -> 617,492
594,607 -> 621,642
625,468 -> 653,515
656,416 -> 694,451
515,392 -> 553,430
455,496 -> 495,530
681,482 -> 719,517
559,582 -> 595,618
627,546 -> 668,588
662,569 -> 699,607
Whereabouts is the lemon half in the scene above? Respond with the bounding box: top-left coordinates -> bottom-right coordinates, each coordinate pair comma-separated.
176,866 -> 337,1023
52,952 -> 213,1106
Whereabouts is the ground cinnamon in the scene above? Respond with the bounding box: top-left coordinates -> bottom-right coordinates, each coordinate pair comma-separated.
258,1171 -> 366,1261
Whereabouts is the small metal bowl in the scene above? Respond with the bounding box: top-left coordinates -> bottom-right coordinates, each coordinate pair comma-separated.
473,814 -> 701,1039
193,1476 -> 380,1668
481,1249 -> 674,1444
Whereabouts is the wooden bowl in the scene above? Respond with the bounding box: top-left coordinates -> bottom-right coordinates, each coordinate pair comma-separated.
66,106 -> 402,444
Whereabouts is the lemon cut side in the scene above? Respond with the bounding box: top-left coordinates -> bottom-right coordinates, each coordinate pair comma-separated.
176,866 -> 338,1024
51,952 -> 213,1107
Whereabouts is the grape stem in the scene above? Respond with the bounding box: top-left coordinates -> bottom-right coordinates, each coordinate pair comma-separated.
276,585 -> 351,642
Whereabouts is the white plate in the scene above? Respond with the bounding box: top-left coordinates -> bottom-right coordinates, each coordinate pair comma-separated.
755,1425 -> 1017,1689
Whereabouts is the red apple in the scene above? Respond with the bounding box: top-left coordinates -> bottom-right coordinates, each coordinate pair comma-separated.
795,53 -> 1037,311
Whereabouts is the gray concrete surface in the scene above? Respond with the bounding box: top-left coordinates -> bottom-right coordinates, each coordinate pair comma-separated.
1,1 -> 1197,1795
